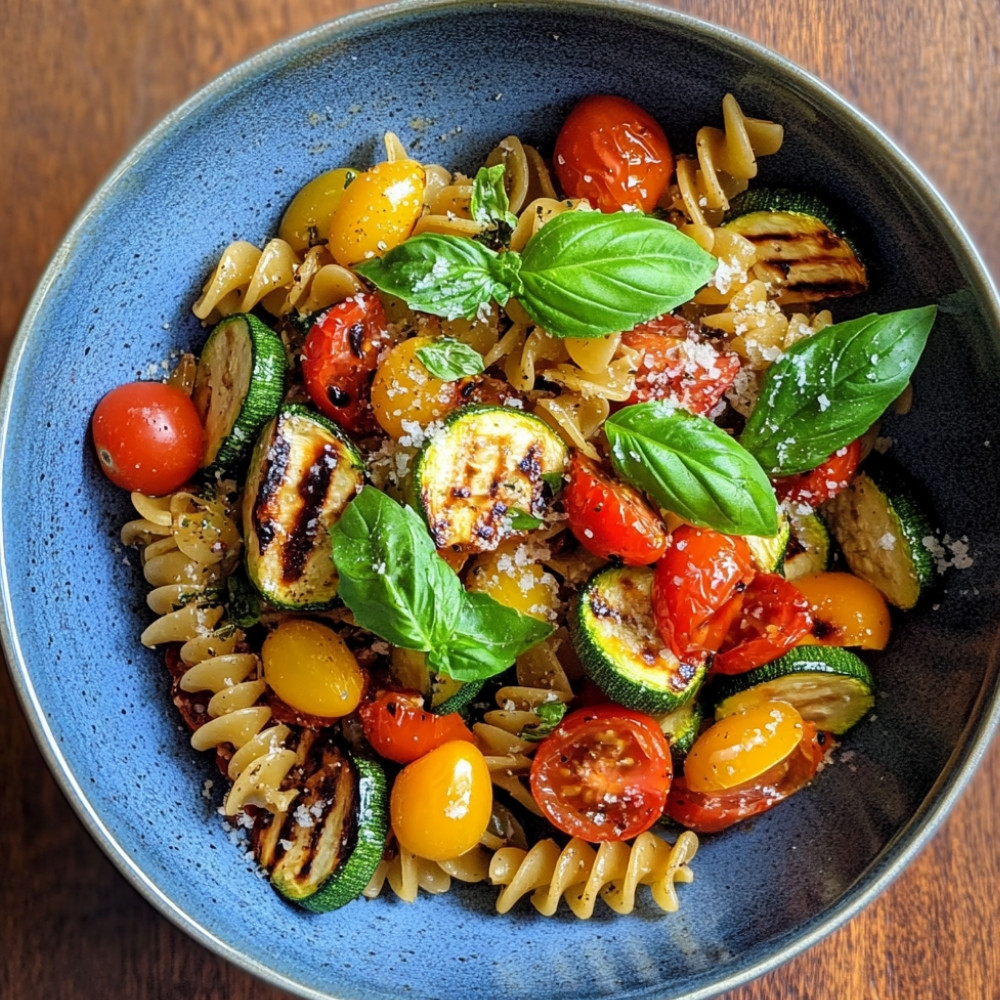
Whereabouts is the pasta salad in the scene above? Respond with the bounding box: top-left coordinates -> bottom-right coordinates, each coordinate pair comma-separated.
91,93 -> 937,918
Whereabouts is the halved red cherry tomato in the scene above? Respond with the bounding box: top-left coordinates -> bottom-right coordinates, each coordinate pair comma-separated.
563,451 -> 669,565
301,292 -> 391,434
711,573 -> 815,675
553,95 -> 674,214
91,381 -> 204,495
665,719 -> 827,833
652,525 -> 756,660
358,689 -> 474,765
772,438 -> 862,507
529,704 -> 672,842
622,315 -> 741,415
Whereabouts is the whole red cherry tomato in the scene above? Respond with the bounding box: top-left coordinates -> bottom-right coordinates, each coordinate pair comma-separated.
530,705 -> 672,842
553,95 -> 674,213
622,314 -> 741,416
563,451 -> 669,565
358,689 -> 474,765
711,574 -> 815,675
301,292 -> 391,434
91,381 -> 204,495
772,438 -> 862,507
652,525 -> 756,660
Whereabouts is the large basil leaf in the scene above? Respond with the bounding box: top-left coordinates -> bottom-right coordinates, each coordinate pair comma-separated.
516,211 -> 717,339
470,164 -> 517,229
605,402 -> 779,536
741,306 -> 936,475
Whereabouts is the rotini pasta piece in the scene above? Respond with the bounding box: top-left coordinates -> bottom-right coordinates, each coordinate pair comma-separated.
534,391 -> 610,460
192,238 -> 300,321
510,196 -> 591,252
489,830 -> 699,917
281,245 -> 363,316
540,352 -> 637,402
363,844 -> 491,902
484,135 -> 558,215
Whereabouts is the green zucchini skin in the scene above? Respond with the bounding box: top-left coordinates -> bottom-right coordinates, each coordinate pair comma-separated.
192,313 -> 287,476
256,731 -> 388,912
242,404 -> 364,610
654,696 -> 704,766
414,404 -> 569,554
723,187 -> 868,302
570,564 -> 706,715
821,459 -> 935,609
712,644 -> 874,735
782,507 -> 832,581
745,504 -> 790,574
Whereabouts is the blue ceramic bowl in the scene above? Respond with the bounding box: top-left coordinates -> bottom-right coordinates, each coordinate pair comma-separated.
3,2 -> 999,998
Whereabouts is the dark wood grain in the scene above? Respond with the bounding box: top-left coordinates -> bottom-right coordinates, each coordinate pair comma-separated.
2,1 -> 998,998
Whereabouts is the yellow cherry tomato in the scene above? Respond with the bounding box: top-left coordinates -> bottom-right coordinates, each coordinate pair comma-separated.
369,335 -> 462,438
261,619 -> 364,718
328,158 -> 425,266
683,700 -> 806,792
390,740 -> 492,861
466,541 -> 559,621
278,166 -> 358,254
793,571 -> 891,649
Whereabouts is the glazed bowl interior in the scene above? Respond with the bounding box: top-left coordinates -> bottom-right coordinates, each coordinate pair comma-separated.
3,2 -> 1000,999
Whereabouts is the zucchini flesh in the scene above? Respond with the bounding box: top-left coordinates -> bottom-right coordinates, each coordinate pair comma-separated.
654,696 -> 703,762
712,644 -> 874,735
745,505 -> 790,573
255,731 -> 387,911
192,313 -> 287,475
243,405 -> 363,609
822,463 -> 934,609
415,405 -> 568,553
390,645 -> 484,715
571,564 -> 705,715
782,507 -> 832,581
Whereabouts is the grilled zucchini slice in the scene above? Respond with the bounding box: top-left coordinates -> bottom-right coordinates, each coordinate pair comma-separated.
654,696 -> 704,764
243,404 -> 364,609
724,188 -> 868,303
781,507 -> 832,581
745,504 -> 791,573
570,564 -> 706,715
254,730 -> 388,912
192,313 -> 287,476
390,646 -> 484,715
821,459 -> 934,609
414,405 -> 568,553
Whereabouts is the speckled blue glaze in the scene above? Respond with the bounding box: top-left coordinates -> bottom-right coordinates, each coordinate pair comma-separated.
3,2 -> 1000,998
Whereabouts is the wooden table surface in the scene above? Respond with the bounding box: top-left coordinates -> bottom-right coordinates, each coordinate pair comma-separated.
2,1 -> 999,998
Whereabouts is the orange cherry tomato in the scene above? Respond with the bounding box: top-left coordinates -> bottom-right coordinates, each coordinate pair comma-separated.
563,451 -> 669,566
711,573 -> 815,675
358,689 -> 474,764
553,95 -> 674,213
621,314 -> 741,416
794,571 -> 891,649
91,381 -> 204,495
529,705 -> 672,842
301,292 -> 391,434
772,439 -> 862,507
652,525 -> 756,660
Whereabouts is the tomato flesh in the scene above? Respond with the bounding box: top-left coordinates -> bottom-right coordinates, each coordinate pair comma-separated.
530,705 -> 672,842
772,439 -> 862,507
301,292 -> 391,434
563,451 -> 668,565
652,525 -> 756,660
91,381 -> 204,495
358,689 -> 474,765
554,95 -> 673,213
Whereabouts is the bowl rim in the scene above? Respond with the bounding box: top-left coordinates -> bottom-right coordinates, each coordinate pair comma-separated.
3,1 -> 1000,998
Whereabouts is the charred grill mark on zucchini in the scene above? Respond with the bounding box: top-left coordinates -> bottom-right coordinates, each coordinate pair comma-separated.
285,441 -> 341,582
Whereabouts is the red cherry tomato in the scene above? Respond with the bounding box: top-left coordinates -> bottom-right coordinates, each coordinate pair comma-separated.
711,574 -> 815,675
529,704 -> 672,842
553,95 -> 674,213
301,292 -> 391,434
91,381 -> 204,495
563,451 -> 669,565
622,315 -> 742,416
664,723 -> 827,833
772,438 -> 862,507
652,525 -> 756,660
358,689 -> 474,765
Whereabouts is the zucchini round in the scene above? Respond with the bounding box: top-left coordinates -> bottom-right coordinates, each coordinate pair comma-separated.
654,696 -> 704,764
712,644 -> 874,735
745,504 -> 790,573
192,313 -> 287,475
390,645 -> 484,715
782,506 -> 832,581
570,564 -> 706,715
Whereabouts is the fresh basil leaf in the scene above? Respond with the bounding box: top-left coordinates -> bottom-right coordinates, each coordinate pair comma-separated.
606,402 -> 779,536
330,486 -> 465,650
470,164 -> 517,229
415,337 -> 485,381
542,470 -> 566,493
741,306 -> 936,475
507,508 -> 544,531
354,234 -> 523,321
521,699 -> 568,742
516,211 -> 717,339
